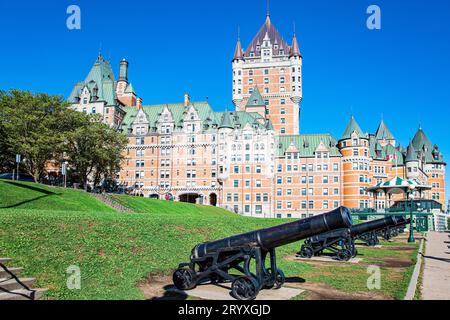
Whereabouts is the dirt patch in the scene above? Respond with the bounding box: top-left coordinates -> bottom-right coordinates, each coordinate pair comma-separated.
98,249 -> 106,258
139,273 -> 388,301
139,274 -> 188,300
287,282 -> 389,300
388,246 -> 416,252
369,257 -> 414,268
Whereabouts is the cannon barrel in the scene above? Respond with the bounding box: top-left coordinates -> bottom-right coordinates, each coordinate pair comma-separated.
350,216 -> 398,237
192,207 -> 353,259
394,216 -> 411,227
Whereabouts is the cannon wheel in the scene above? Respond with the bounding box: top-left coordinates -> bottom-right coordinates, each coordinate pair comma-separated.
273,269 -> 285,290
231,276 -> 260,300
264,268 -> 286,290
299,246 -> 314,259
337,249 -> 351,262
173,267 -> 197,291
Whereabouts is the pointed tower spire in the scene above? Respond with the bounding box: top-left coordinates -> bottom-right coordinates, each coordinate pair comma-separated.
405,142 -> 417,162
341,116 -> 365,140
233,35 -> 244,61
219,110 -> 234,129
289,33 -> 301,58
376,119 -> 394,140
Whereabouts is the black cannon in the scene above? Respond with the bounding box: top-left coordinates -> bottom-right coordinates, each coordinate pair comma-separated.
173,207 -> 353,300
297,228 -> 356,261
351,216 -> 401,246
298,216 -> 404,261
377,217 -> 411,241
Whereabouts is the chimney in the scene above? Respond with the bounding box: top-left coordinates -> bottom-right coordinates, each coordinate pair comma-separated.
184,93 -> 191,107
136,97 -> 143,110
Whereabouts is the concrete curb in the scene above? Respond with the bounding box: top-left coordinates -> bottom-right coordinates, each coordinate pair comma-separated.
404,236 -> 425,300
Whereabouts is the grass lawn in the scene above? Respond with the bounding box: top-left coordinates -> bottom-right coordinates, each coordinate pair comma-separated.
0,180 -> 115,213
0,181 -> 420,300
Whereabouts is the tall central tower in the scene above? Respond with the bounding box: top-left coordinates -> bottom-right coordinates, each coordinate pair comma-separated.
232,14 -> 302,135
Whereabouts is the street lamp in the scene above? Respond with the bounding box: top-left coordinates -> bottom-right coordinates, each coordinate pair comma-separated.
408,185 -> 416,243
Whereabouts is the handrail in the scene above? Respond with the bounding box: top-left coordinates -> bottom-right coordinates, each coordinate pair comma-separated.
0,263 -> 36,300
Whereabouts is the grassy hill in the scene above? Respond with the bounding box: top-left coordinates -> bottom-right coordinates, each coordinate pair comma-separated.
112,194 -> 235,216
0,181 -> 419,300
0,180 -> 115,212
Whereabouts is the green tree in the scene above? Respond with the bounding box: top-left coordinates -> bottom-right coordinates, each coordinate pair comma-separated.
0,90 -> 72,181
0,90 -> 127,189
65,115 -> 127,191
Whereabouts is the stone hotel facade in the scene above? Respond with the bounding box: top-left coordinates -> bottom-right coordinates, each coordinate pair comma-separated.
68,14 -> 446,218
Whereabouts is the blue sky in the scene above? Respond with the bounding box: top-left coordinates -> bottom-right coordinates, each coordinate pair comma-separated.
1,0 -> 449,206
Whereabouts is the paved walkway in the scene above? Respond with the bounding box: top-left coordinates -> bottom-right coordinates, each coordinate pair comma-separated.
422,231 -> 450,300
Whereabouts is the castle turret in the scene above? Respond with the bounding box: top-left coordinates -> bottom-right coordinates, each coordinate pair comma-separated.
232,37 -> 244,108
119,58 -> 129,82
290,33 -> 302,106
339,116 -> 371,209
218,111 -> 234,182
116,59 -> 129,96
405,142 -> 419,179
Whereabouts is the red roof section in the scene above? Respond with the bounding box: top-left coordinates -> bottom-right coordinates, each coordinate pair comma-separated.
244,16 -> 291,57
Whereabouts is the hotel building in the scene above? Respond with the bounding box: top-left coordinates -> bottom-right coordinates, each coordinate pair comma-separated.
68,13 -> 446,218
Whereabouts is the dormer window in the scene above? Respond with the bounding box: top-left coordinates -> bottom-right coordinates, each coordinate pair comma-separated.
256,45 -> 260,51
274,44 -> 279,50
280,49 -> 284,55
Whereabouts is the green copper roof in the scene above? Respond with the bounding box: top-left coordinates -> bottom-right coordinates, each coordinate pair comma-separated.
405,143 -> 417,162
215,111 -> 265,130
412,128 -> 432,153
376,120 -> 394,140
124,83 -> 136,95
341,116 -> 366,140
246,87 -> 265,107
219,111 -> 234,129
119,101 -> 219,132
368,135 -> 405,165
265,119 -> 274,131
68,55 -> 117,106
275,134 -> 341,157
411,128 -> 445,164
